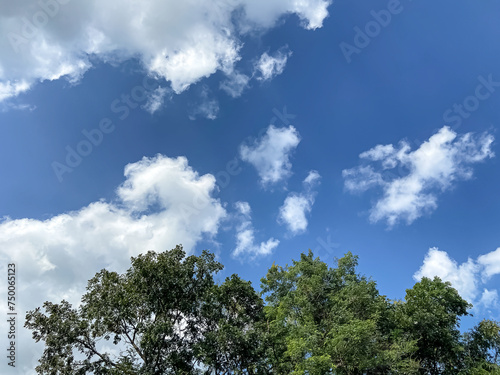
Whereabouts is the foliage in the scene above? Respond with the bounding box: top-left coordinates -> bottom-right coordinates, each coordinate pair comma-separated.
26,246 -> 500,374
261,251 -> 420,374
26,245 -> 264,374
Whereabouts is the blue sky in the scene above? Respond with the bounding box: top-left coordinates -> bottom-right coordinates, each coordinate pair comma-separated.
1,0 -> 500,371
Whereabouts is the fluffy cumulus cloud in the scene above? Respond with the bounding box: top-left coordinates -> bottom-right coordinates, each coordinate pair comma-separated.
343,127 -> 494,227
239,124 -> 301,187
477,247 -> 500,279
414,247 -> 500,309
0,154 -> 226,372
232,201 -> 279,258
0,0 -> 331,105
278,170 -> 321,234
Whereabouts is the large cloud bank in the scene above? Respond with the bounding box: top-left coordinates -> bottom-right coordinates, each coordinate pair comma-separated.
0,0 -> 331,103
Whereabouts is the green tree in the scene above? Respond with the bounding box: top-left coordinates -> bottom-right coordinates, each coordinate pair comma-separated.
198,274 -> 268,374
461,319 -> 500,374
25,246 -> 265,374
27,245 -> 498,375
397,276 -> 471,374
260,250 -> 418,374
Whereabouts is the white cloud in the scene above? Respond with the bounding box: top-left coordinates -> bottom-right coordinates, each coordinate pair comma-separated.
478,247 -> 500,280
342,165 -> 384,193
343,127 -> 494,227
14,154 -> 226,275
0,101 -> 37,113
414,248 -> 480,303
0,0 -> 331,104
239,124 -> 301,187
232,201 -> 279,258
239,0 -> 331,31
0,80 -> 31,102
235,201 -> 251,216
479,289 -> 499,309
414,247 -> 500,308
254,48 -> 291,81
278,195 -> 311,234
188,85 -> 219,120
278,170 -> 321,234
197,99 -> 219,120
304,169 -> 321,185
220,71 -> 251,98
289,0 -> 332,29
142,86 -> 171,114
0,154 -> 226,372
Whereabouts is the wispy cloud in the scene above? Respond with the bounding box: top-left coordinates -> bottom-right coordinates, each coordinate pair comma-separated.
0,101 -> 36,113
220,71 -> 251,98
239,124 -> 301,187
254,48 -> 292,81
278,170 -> 321,235
188,86 -> 219,120
232,201 -> 279,259
343,127 -> 494,227
142,86 -> 171,114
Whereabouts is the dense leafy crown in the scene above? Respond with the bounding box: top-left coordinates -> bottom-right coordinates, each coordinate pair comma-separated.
26,246 -> 500,374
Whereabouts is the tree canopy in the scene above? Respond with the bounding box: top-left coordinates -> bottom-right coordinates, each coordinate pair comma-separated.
26,246 -> 500,374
